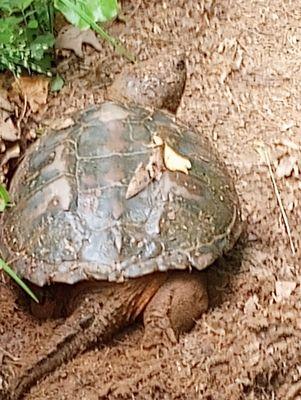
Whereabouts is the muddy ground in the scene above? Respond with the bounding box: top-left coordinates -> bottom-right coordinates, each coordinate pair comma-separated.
1,0 -> 301,398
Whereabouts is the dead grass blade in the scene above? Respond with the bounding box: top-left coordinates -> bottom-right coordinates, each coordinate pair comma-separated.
256,142 -> 296,256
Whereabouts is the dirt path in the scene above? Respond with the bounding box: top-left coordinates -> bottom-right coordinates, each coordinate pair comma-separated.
1,0 -> 301,398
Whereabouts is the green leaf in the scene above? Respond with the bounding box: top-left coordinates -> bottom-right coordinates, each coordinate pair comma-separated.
28,19 -> 38,29
54,0 -> 118,28
30,33 -> 55,60
0,0 -> 34,14
0,184 -> 10,212
54,0 -> 84,28
19,0 -> 34,11
98,0 -> 118,21
0,259 -> 39,303
54,0 -> 135,62
0,30 -> 14,44
51,74 -> 64,91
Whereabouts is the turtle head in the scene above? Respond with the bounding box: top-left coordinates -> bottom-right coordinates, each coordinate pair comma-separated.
108,52 -> 186,113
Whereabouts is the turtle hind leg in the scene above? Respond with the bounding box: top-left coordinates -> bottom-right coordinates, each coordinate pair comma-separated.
142,271 -> 208,348
3,287 -> 111,400
3,275 -> 165,400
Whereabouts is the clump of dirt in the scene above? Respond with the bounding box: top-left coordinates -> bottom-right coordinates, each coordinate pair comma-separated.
2,0 -> 301,399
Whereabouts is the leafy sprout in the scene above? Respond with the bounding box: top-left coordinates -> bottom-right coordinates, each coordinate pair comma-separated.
0,184 -> 11,212
54,0 -> 134,61
0,259 -> 39,303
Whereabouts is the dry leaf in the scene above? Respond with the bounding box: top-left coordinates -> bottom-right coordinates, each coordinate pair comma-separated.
0,111 -> 18,141
152,135 -> 164,146
12,76 -> 49,113
275,280 -> 296,301
146,146 -> 165,179
126,163 -> 151,199
55,26 -> 102,57
0,89 -> 13,112
126,138 -> 191,199
0,143 -> 20,166
126,147 -> 165,199
44,117 -> 75,131
244,294 -> 259,314
276,155 -> 298,178
163,143 -> 191,174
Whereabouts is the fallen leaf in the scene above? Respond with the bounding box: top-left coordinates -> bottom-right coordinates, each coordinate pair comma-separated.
275,280 -> 296,301
0,89 -> 13,112
146,146 -> 165,180
0,143 -> 20,167
126,163 -> 151,199
244,294 -> 259,314
163,143 -> 191,174
152,135 -> 164,146
276,155 -> 298,178
44,117 -> 75,130
126,147 -> 165,199
12,76 -> 49,113
55,25 -> 102,57
0,111 -> 18,141
126,138 -> 191,199
51,75 -> 64,92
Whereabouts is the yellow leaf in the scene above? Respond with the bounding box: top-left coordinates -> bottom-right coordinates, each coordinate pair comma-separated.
163,143 -> 191,174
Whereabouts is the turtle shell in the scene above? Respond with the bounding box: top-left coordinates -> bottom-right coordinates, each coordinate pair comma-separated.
0,102 -> 242,286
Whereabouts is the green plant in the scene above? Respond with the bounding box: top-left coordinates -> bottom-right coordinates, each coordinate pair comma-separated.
54,0 -> 134,61
0,0 -> 132,76
0,259 -> 39,302
0,184 -> 10,212
0,184 -> 38,302
0,0 -> 55,75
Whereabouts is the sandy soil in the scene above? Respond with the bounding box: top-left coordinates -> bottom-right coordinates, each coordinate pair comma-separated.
1,0 -> 301,398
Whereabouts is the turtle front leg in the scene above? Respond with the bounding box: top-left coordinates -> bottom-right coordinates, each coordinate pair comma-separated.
142,271 -> 208,348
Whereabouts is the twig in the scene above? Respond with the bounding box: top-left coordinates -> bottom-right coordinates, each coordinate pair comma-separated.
257,143 -> 296,255
128,0 -> 142,19
0,345 -> 19,362
16,94 -> 27,135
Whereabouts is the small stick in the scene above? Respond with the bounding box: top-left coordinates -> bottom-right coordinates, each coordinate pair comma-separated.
16,94 -> 27,136
0,345 -> 20,362
257,143 -> 296,255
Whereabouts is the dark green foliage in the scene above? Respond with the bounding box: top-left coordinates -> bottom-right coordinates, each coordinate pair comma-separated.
0,0 -> 130,76
0,0 -> 55,75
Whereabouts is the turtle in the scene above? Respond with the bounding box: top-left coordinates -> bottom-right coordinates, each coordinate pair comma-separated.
0,52 -> 242,400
